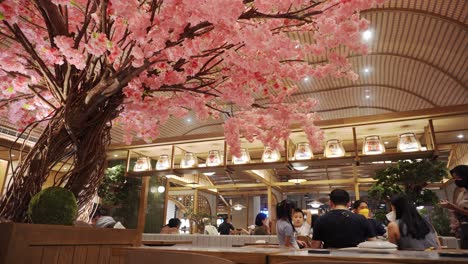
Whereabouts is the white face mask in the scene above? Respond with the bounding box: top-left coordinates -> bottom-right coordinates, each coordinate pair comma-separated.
386,211 -> 396,222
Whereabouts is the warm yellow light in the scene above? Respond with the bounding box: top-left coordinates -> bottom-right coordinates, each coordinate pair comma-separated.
180,152 -> 198,168
262,147 -> 281,162
397,132 -> 421,152
288,179 -> 307,184
156,155 -> 170,170
133,157 -> 152,171
294,142 -> 313,160
362,135 -> 385,155
232,148 -> 251,164
324,139 -> 345,158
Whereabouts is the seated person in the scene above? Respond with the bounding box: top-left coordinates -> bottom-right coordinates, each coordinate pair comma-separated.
218,216 -> 235,235
253,213 -> 271,235
352,199 -> 386,236
160,218 -> 181,234
92,207 -> 124,228
311,189 -> 376,248
203,218 -> 219,235
387,194 -> 440,250
292,208 -> 312,236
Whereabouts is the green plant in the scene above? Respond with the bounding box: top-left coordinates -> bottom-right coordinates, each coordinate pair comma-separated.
28,187 -> 78,225
429,205 -> 452,236
369,159 -> 447,205
98,165 -> 128,206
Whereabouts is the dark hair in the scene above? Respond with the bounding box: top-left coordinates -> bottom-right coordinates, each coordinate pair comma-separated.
255,213 -> 267,226
451,165 -> 468,188
390,194 -> 430,239
276,200 -> 295,231
293,208 -> 304,217
329,189 -> 350,206
450,165 -> 468,178
168,218 -> 181,228
352,199 -> 368,210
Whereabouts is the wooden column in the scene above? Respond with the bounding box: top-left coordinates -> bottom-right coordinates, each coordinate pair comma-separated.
352,164 -> 360,200
352,127 -> 359,164
429,119 -> 438,153
162,178 -> 170,224
125,150 -> 132,172
136,176 -> 150,246
193,189 -> 199,234
424,126 -> 433,150
245,196 -> 249,229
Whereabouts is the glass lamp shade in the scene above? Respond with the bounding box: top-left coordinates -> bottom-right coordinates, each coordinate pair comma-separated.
206,150 -> 222,166
156,155 -> 170,170
294,142 -> 313,160
232,203 -> 246,211
288,178 -> 307,184
324,139 -> 345,158
180,152 -> 198,168
232,148 -> 251,164
362,135 -> 385,155
398,132 -> 421,152
307,201 -> 323,209
262,147 -> 281,162
133,157 -> 152,171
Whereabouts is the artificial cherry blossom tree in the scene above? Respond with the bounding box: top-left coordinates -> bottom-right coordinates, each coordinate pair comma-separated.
0,0 -> 383,222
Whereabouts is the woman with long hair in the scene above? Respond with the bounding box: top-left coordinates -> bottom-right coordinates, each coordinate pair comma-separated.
276,200 -> 306,248
387,194 -> 440,250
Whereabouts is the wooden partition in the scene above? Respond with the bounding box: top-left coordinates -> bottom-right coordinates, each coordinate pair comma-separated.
0,223 -> 139,264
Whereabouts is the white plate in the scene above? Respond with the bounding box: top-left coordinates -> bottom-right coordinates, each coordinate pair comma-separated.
358,241 -> 397,249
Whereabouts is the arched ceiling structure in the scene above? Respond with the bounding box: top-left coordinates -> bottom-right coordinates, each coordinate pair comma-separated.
120,0 -> 466,141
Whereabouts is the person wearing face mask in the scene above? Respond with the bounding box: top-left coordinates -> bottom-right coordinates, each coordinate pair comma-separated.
439,165 -> 468,249
387,194 -> 440,250
352,200 -> 386,237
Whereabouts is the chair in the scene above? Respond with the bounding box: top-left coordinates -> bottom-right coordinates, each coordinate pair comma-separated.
126,249 -> 235,264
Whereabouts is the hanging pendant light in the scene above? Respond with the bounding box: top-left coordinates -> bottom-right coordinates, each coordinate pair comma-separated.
397,132 -> 421,152
180,152 -> 198,168
262,146 -> 281,163
156,155 -> 170,170
307,200 -> 323,209
133,157 -> 152,171
232,148 -> 251,164
324,139 -> 345,158
294,142 -> 313,160
206,150 -> 222,166
288,178 -> 307,185
362,135 -> 385,155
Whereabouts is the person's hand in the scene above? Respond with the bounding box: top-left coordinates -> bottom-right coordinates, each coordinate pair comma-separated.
297,240 -> 307,248
439,200 -> 457,210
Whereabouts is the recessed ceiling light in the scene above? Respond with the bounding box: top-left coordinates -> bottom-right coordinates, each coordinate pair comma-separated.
362,30 -> 372,41
114,154 -> 118,157
186,118 -> 192,123
303,76 -> 310,82
365,95 -> 370,99
457,134 -> 464,139
384,141 -> 389,144
363,68 -> 370,73
11,154 -> 15,157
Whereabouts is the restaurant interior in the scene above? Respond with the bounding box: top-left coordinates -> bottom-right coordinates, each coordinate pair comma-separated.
0,0 -> 467,264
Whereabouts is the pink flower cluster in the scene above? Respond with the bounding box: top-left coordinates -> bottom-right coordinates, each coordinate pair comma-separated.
0,0 -> 384,153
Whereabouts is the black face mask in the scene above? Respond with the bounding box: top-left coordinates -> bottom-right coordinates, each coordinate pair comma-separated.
455,179 -> 468,188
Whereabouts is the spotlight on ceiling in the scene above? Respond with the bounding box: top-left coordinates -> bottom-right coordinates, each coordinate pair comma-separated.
362,30 -> 372,41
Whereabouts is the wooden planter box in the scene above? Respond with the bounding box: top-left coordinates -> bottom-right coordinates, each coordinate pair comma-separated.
0,222 -> 138,264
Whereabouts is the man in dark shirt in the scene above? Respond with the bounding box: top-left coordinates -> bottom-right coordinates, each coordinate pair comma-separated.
218,216 -> 235,235
311,189 -> 376,248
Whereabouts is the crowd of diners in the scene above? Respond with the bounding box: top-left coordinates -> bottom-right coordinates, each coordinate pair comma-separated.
159,165 -> 468,250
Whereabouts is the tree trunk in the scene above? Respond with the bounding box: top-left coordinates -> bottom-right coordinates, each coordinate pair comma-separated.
0,93 -> 121,222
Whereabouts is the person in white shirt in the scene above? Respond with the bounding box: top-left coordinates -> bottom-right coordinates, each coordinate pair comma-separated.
203,218 -> 219,235
292,208 -> 311,236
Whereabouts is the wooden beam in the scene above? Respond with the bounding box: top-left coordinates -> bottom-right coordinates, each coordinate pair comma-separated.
109,105 -> 468,151
429,119 -> 438,153
136,176 -> 150,246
